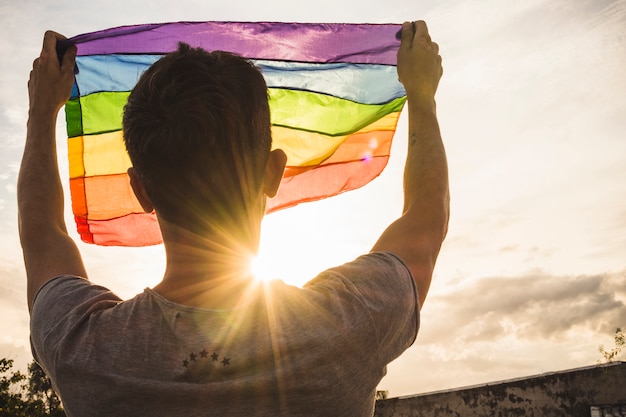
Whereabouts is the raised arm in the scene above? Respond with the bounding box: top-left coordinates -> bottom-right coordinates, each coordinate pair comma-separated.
18,31 -> 87,311
372,21 -> 449,308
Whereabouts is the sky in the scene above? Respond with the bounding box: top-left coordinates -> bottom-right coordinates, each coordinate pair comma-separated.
1,0 -> 625,398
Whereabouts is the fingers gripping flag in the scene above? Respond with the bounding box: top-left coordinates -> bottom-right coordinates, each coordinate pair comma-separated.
65,21 -> 406,246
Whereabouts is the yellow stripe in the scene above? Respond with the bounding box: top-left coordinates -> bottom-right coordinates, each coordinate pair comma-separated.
70,111 -> 401,178
68,137 -> 85,179
69,132 -> 132,177
272,112 -> 400,166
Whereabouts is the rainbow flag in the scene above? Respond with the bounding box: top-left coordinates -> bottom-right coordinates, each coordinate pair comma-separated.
65,21 -> 406,246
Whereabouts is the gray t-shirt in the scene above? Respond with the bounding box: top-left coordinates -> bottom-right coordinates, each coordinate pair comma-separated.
31,252 -> 419,417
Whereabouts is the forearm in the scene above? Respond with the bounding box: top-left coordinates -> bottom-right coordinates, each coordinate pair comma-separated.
18,112 -> 67,239
402,99 -> 449,240
19,111 -> 86,307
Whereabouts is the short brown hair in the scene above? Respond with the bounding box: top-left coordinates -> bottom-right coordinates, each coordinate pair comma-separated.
123,43 -> 272,230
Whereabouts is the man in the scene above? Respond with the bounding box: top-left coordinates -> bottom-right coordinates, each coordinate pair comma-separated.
19,20 -> 448,416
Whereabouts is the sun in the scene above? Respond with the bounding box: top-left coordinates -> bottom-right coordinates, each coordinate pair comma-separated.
249,254 -> 276,283
247,215 -> 323,288
248,212 -> 358,288
249,249 -> 319,288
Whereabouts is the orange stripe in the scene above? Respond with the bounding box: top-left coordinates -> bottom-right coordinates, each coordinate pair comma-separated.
72,129 -> 394,220
70,178 -> 87,217
283,129 -> 393,178
77,173 -> 144,220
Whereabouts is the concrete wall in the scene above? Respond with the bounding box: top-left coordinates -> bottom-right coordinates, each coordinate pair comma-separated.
375,362 -> 626,417
591,404 -> 626,417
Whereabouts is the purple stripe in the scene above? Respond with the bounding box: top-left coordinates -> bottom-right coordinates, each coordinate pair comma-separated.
70,21 -> 401,65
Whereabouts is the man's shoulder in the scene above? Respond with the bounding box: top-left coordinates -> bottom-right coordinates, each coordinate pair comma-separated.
301,251 -> 418,325
30,275 -> 124,343
32,275 -> 88,303
32,275 -> 120,312
305,251 -> 414,290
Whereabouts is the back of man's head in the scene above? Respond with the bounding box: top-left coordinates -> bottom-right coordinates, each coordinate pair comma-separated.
123,43 -> 272,231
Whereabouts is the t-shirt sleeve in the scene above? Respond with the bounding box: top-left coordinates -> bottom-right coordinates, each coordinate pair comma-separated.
303,251 -> 419,366
30,276 -> 122,374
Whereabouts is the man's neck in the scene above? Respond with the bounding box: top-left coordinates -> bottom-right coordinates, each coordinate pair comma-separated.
153,219 -> 260,309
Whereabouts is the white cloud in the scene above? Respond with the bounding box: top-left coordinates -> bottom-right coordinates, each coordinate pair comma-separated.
380,270 -> 626,395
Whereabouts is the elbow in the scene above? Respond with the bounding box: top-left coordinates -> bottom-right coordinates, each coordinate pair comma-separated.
405,188 -> 450,245
18,212 -> 70,255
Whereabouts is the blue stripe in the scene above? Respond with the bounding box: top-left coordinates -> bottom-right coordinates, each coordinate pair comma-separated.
73,55 -> 160,99
72,55 -> 405,104
255,60 -> 405,104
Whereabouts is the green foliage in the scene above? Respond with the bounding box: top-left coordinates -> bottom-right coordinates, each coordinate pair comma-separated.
26,362 -> 64,416
375,390 -> 389,400
598,327 -> 625,363
0,358 -> 65,417
1,358 -> 27,417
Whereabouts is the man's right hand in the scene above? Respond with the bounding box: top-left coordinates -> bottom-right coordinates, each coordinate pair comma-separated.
28,31 -> 76,122
397,21 -> 443,110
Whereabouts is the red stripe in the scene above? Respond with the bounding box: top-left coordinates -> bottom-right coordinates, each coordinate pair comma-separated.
74,216 -> 94,244
76,213 -> 162,246
268,156 -> 389,212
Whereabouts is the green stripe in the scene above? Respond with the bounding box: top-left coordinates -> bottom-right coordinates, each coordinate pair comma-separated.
65,99 -> 83,137
269,90 -> 405,136
65,92 -> 130,136
65,89 -> 406,137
